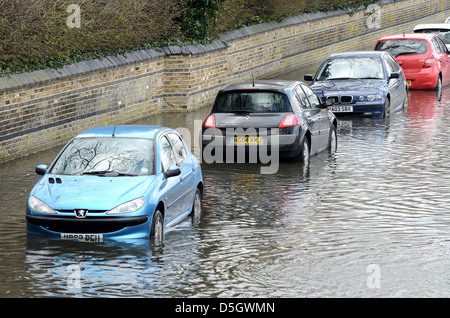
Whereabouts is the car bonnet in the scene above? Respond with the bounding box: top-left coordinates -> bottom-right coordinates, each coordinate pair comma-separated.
30,174 -> 156,212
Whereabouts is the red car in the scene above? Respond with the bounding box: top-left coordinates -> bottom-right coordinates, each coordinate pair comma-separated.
374,33 -> 450,92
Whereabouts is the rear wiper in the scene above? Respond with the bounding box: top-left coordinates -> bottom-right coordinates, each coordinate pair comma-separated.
395,52 -> 417,56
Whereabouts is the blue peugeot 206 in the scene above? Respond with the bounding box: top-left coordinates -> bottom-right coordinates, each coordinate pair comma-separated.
26,125 -> 203,243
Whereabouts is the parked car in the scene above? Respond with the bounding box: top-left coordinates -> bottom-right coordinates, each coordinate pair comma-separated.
304,51 -> 408,117
374,33 -> 450,93
413,23 -> 450,50
26,125 -> 203,243
201,80 -> 338,163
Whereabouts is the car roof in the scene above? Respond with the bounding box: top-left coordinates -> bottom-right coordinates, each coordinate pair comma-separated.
219,80 -> 301,93
324,51 -> 387,59
76,125 -> 169,139
377,33 -> 437,41
414,23 -> 450,30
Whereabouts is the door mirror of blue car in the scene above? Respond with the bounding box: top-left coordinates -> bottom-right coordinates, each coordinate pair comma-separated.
304,74 -> 313,81
35,164 -> 48,175
389,72 -> 400,79
164,166 -> 181,178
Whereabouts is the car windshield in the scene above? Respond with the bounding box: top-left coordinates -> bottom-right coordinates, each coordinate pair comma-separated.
414,29 -> 450,45
316,57 -> 384,80
212,91 -> 292,113
50,137 -> 154,176
375,39 -> 428,56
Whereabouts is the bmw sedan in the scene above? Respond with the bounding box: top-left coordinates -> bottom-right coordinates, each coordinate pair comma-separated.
304,51 -> 408,117
26,125 -> 203,243
201,80 -> 338,166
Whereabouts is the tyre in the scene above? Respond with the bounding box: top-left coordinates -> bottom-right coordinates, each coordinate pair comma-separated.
383,98 -> 390,118
150,210 -> 164,245
191,188 -> 202,227
328,125 -> 337,153
294,137 -> 309,163
435,76 -> 442,101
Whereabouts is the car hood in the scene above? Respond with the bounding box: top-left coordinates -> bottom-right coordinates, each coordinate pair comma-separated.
311,79 -> 385,93
30,175 -> 156,211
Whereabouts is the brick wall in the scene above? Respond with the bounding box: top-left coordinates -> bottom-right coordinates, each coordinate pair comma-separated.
0,0 -> 449,163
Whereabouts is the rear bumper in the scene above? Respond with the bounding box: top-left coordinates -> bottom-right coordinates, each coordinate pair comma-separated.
404,68 -> 438,89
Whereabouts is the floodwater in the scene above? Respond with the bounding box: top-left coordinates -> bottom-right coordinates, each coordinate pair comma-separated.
1,74 -> 450,297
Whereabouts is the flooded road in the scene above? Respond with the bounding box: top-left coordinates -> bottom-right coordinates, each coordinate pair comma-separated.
1,79 -> 450,297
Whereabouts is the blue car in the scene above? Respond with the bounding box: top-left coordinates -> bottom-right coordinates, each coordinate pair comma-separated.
26,125 -> 203,243
304,51 -> 408,117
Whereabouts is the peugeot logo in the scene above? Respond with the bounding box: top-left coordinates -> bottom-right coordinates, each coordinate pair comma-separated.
74,209 -> 88,218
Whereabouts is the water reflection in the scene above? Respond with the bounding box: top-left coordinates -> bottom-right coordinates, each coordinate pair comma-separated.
1,86 -> 450,297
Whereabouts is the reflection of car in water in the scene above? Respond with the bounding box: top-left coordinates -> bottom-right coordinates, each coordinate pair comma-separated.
305,51 -> 408,117
26,125 -> 203,243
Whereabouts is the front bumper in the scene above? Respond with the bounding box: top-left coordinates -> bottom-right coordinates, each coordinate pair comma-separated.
328,103 -> 385,116
26,214 -> 150,238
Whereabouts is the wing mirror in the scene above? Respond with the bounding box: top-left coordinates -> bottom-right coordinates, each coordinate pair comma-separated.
164,166 -> 181,178
323,97 -> 335,107
35,164 -> 48,175
304,74 -> 314,81
389,72 -> 400,79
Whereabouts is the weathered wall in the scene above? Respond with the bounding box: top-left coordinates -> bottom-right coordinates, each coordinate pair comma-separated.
0,0 -> 449,163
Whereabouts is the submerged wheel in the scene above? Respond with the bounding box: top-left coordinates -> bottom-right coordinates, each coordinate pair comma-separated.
150,210 -> 164,245
328,125 -> 337,153
435,76 -> 442,101
191,188 -> 202,227
294,137 -> 309,163
383,98 -> 390,118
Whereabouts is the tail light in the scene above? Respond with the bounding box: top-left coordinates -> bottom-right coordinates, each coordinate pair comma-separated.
279,114 -> 301,128
202,115 -> 216,128
423,53 -> 435,68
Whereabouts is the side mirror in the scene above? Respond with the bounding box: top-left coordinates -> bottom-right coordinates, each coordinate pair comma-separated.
389,72 -> 400,79
35,164 -> 48,175
324,97 -> 335,107
164,166 -> 181,178
304,74 -> 314,81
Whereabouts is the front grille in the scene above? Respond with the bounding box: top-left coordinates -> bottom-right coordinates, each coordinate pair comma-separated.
340,95 -> 353,103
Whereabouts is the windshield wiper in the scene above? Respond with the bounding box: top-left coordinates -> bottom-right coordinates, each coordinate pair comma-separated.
81,171 -> 137,177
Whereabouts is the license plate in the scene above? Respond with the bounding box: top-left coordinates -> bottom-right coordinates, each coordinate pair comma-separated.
61,233 -> 103,242
407,80 -> 412,86
233,136 -> 262,145
329,106 -> 353,113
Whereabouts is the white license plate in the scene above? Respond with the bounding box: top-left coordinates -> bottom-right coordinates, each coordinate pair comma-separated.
329,106 -> 353,113
61,233 -> 103,242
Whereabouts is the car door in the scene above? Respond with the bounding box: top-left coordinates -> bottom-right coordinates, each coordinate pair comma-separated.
300,84 -> 330,153
433,36 -> 450,86
159,135 -> 185,224
385,54 -> 405,110
166,133 -> 195,216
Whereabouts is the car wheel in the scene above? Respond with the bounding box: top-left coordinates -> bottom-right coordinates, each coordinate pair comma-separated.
191,188 -> 202,227
150,210 -> 164,245
328,125 -> 337,153
383,98 -> 390,118
435,76 -> 442,101
294,137 -> 309,163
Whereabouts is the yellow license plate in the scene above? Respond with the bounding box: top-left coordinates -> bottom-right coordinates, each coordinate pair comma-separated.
233,136 -> 262,145
407,80 -> 412,86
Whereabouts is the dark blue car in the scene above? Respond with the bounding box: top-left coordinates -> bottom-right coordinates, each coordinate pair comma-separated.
304,51 -> 408,117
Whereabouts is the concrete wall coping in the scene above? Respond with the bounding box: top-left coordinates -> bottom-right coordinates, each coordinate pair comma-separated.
0,0 -> 395,93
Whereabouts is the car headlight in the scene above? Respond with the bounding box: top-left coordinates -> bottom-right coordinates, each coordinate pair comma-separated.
367,94 -> 382,102
28,196 -> 56,214
107,197 -> 145,215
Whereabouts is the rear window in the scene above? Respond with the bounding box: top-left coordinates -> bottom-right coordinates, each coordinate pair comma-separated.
212,91 -> 292,113
414,29 -> 450,45
375,39 -> 428,56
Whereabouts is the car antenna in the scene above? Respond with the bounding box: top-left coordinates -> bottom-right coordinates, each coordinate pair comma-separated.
112,125 -> 116,137
251,62 -> 255,87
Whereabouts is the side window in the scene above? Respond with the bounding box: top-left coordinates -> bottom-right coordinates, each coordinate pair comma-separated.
432,37 -> 446,53
167,133 -> 187,166
293,85 -> 310,109
160,136 -> 177,172
385,55 -> 399,74
301,85 -> 321,109
436,37 -> 448,53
